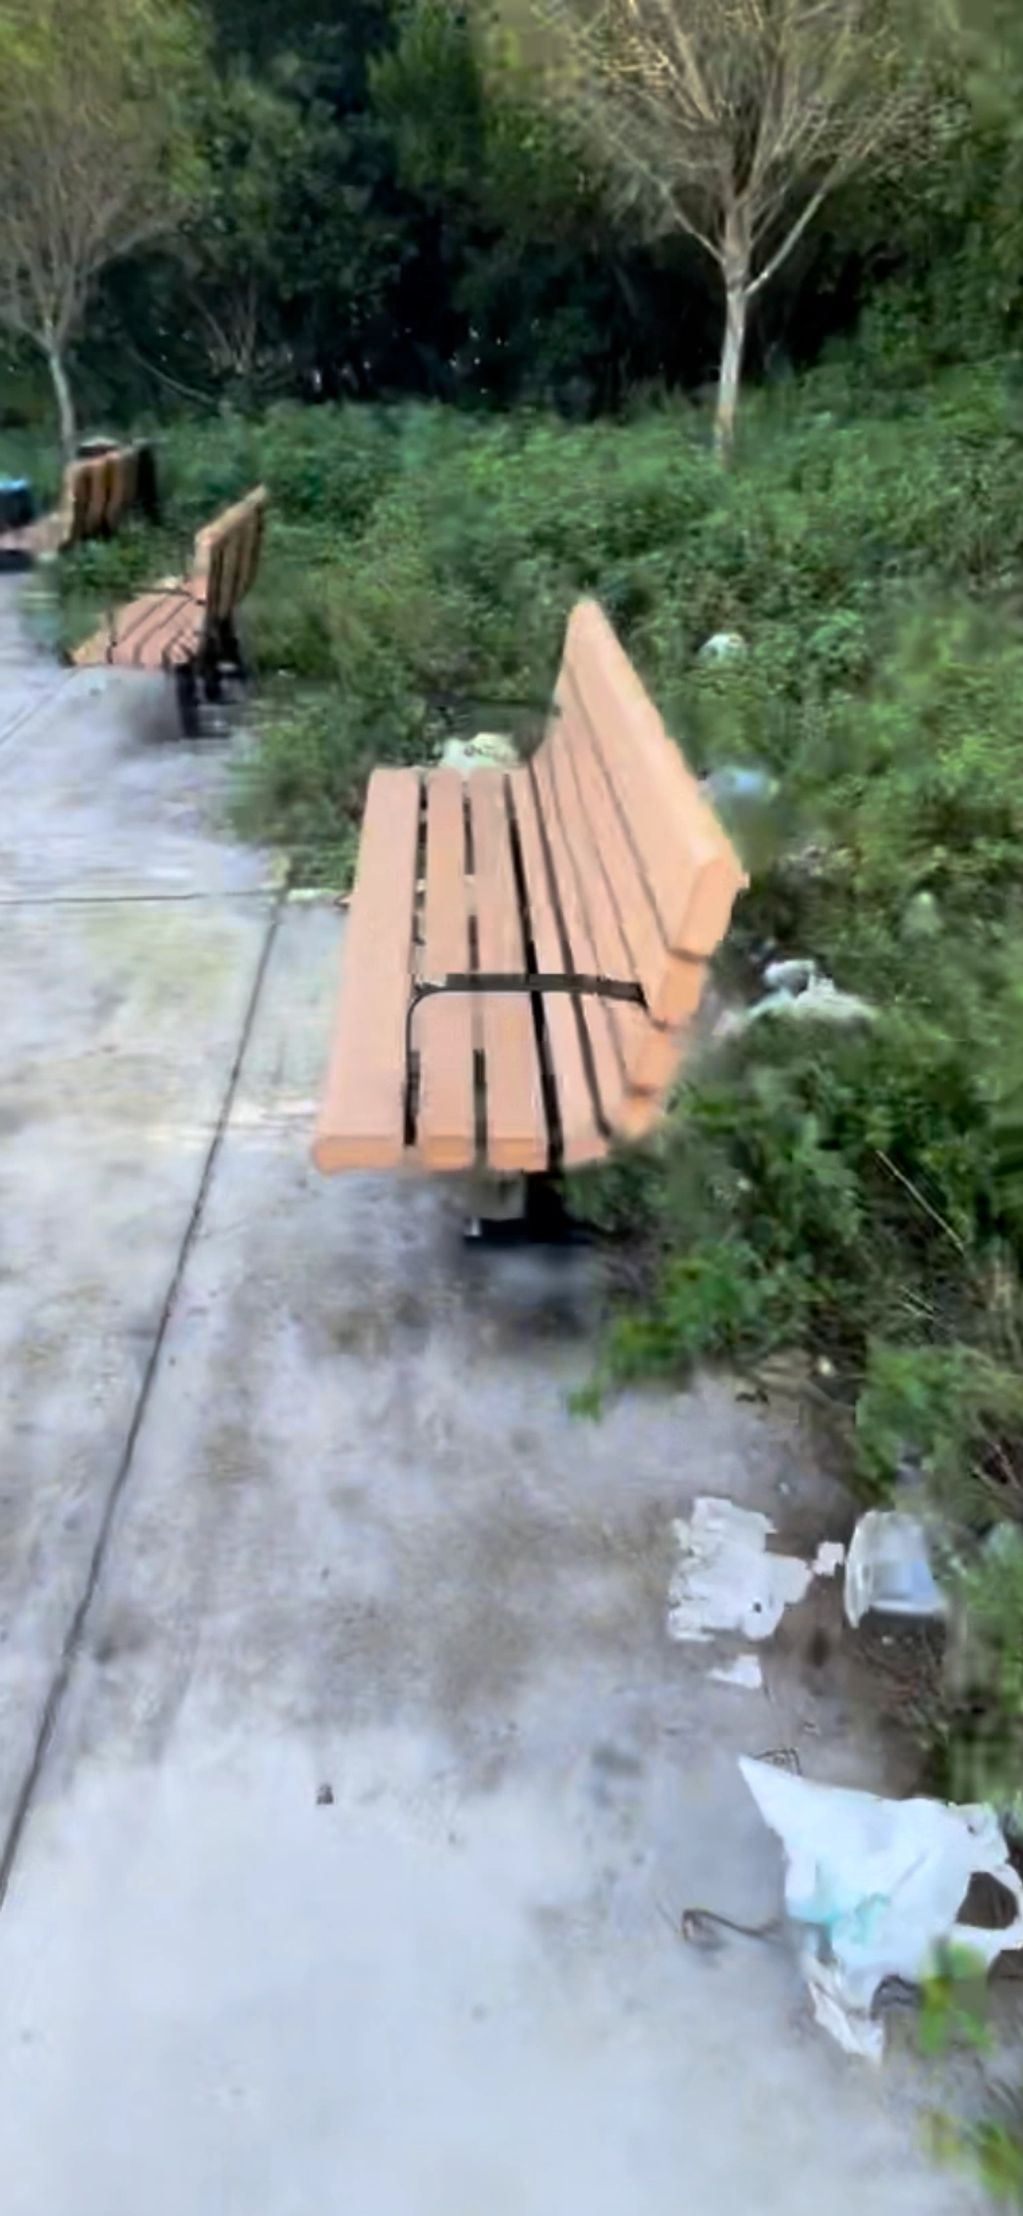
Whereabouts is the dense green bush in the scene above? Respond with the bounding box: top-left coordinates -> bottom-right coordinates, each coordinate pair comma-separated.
154,403 -> 400,533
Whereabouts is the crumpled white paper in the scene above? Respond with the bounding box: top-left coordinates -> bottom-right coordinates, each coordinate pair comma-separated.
740,1756 -> 1023,2061
668,1497 -> 843,1645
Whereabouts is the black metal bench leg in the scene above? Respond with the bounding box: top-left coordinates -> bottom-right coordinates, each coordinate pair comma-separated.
175,662 -> 201,739
221,616 -> 246,681
460,1174 -> 587,1247
523,1175 -> 576,1241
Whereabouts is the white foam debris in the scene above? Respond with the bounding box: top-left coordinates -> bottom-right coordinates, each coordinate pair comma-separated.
668,1498 -> 814,1644
708,1655 -> 764,1691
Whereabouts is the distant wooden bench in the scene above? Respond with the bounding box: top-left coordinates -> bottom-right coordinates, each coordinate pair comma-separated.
313,600 -> 746,1179
72,486 -> 267,736
0,441 -> 157,566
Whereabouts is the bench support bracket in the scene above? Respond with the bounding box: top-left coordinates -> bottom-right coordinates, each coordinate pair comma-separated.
404,970 -> 646,1073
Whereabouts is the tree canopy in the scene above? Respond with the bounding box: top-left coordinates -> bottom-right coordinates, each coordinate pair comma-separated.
0,0 -> 1017,442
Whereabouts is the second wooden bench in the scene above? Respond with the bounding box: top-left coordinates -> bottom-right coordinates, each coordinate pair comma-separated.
0,441 -> 157,567
73,486 -> 267,736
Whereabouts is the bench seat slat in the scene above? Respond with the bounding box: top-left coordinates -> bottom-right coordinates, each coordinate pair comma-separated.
549,672 -> 698,1025
548,679 -> 710,1104
116,593 -> 198,667
511,769 -> 604,1166
313,767 -> 422,1172
74,588 -> 200,670
558,605 -> 744,995
467,770 -> 548,1174
540,708 -> 655,1043
530,749 -> 641,1142
417,769 -> 476,1171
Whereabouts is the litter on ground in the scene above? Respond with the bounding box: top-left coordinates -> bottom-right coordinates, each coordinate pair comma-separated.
667,1496 -> 843,1646
709,1655 -> 764,1691
844,1509 -> 946,1627
740,1757 -> 1023,2062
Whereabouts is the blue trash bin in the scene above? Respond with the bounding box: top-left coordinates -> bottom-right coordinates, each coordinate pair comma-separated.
0,477 -> 34,533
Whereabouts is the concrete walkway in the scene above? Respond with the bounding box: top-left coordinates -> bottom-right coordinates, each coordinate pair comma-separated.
0,581 -> 982,2214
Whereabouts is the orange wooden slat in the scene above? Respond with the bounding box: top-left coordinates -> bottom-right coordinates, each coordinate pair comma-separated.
164,618 -> 206,667
235,507 -> 263,605
547,693 -> 708,1098
80,459 -> 107,538
97,455 -> 118,529
557,602 -> 745,1000
136,607 -> 200,670
530,749 -> 630,1141
543,710 -> 654,1043
119,449 -> 139,519
553,680 -> 681,1016
88,588 -> 194,669
194,488 -> 267,616
71,590 -> 180,669
416,769 -> 476,1171
538,711 -> 654,1088
468,770 -> 548,1174
66,463 -> 89,546
511,768 -> 605,1167
313,768 -> 421,1173
213,523 -> 242,620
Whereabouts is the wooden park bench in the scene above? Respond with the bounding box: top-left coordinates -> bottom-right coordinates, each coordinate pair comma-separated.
313,599 -> 746,1181
0,441 -> 157,566
72,486 -> 267,736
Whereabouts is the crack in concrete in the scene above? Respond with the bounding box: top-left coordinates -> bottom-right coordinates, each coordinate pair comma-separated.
0,672 -> 78,757
0,890 -> 279,908
0,883 -> 288,1912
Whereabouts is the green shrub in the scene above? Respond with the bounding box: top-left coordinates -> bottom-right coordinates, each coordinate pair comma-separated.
855,1343 -> 1023,1512
252,403 -> 399,529
233,683 -> 430,870
152,401 -> 398,535
602,1239 -> 798,1381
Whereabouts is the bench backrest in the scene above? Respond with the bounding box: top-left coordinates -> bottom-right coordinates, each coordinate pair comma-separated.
57,442 -> 157,549
531,599 -> 746,1135
192,487 -> 267,623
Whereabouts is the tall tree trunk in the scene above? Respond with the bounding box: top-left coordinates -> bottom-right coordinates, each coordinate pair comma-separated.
44,339 -> 77,461
714,280 -> 748,465
714,201 -> 751,465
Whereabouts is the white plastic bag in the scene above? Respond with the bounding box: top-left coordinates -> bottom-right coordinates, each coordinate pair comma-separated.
740,1757 -> 1023,2060
844,1509 -> 945,1627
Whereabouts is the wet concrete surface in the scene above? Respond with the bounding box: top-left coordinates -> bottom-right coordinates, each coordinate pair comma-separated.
0,579 -> 985,2213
